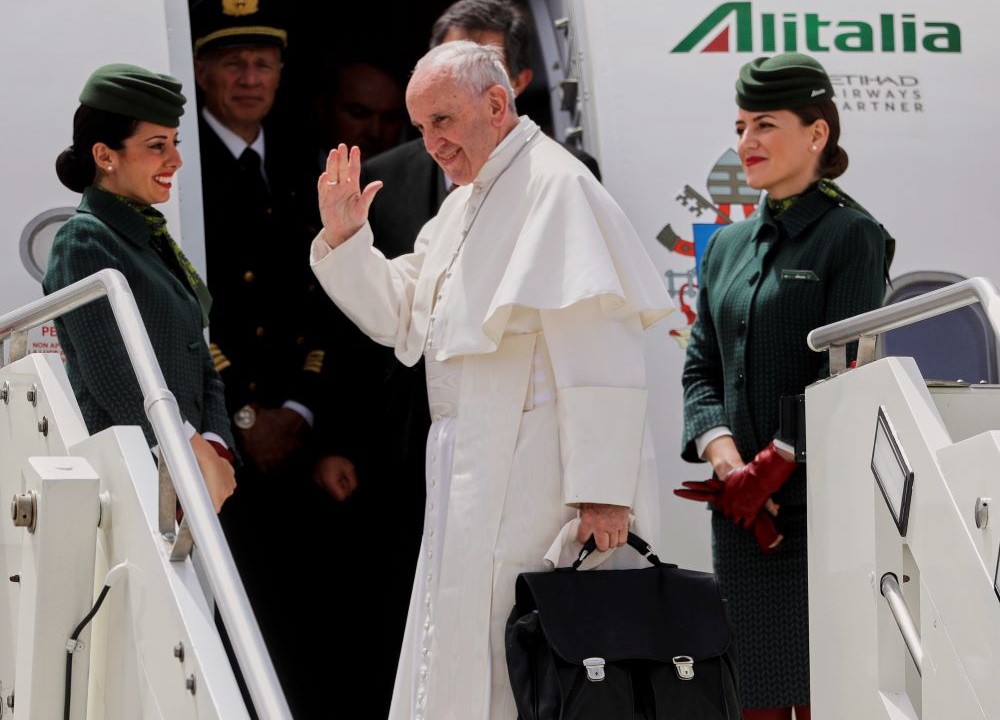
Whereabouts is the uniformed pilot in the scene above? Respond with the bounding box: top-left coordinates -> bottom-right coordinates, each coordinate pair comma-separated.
190,1 -> 359,717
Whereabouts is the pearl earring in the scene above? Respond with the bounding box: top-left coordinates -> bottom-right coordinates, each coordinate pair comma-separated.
107,165 -> 113,171
810,145 -> 817,152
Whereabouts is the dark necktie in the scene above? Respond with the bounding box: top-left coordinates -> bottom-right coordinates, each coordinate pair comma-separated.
239,147 -> 269,197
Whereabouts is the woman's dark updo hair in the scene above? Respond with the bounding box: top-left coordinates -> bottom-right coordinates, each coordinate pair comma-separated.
55,105 -> 139,193
793,99 -> 848,179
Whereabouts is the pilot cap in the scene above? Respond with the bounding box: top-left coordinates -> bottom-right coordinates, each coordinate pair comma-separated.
735,52 -> 834,111
191,0 -> 288,57
79,63 -> 186,128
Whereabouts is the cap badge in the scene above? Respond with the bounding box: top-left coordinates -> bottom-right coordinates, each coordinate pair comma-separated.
222,0 -> 258,17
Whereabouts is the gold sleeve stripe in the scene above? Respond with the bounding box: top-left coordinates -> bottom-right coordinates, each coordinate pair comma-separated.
303,350 -> 325,374
210,343 -> 232,372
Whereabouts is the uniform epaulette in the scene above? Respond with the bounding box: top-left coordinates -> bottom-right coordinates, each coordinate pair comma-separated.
303,349 -> 325,374
209,343 -> 231,373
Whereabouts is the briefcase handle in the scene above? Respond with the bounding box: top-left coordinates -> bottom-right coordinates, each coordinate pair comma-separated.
573,532 -> 672,570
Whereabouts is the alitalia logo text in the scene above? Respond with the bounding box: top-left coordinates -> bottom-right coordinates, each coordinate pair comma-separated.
672,3 -> 961,53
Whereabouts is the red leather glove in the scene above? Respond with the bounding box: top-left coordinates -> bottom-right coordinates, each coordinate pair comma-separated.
750,510 -> 783,554
674,478 -> 784,554
206,439 -> 236,464
717,441 -> 797,530
674,476 -> 725,504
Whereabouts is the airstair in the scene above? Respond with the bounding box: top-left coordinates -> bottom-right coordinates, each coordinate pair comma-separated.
806,277 -> 1000,719
0,269 -> 292,719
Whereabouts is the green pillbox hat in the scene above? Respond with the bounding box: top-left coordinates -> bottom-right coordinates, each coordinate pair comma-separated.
79,63 -> 186,128
735,52 -> 834,111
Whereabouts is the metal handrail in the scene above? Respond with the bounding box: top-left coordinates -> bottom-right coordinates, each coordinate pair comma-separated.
807,276 -> 1000,374
880,573 -> 923,676
0,268 -> 290,719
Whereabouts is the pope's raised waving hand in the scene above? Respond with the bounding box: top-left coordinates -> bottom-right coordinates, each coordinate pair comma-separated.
317,143 -> 383,249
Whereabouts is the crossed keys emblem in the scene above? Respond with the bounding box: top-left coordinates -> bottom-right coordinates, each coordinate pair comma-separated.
655,149 -> 762,256
675,185 -> 733,224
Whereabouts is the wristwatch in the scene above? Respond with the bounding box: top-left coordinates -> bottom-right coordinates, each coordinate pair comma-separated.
233,404 -> 257,430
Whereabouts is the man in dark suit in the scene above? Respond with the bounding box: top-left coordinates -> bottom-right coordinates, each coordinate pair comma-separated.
190,2 -> 358,717
314,58 -> 408,163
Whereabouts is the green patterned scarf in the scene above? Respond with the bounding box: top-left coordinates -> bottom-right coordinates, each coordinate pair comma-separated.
765,194 -> 800,215
108,190 -> 213,327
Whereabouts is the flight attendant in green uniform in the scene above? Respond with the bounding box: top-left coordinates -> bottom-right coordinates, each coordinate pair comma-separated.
43,63 -> 236,512
675,53 -> 892,719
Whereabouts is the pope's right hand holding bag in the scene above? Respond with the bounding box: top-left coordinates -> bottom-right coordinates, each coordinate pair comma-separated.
717,441 -> 797,529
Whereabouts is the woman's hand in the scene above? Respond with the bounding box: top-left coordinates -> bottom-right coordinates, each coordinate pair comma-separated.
703,435 -> 744,480
718,441 -> 797,529
317,143 -> 383,248
190,432 -> 236,513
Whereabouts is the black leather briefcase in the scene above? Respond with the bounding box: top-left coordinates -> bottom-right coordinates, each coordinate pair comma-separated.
505,532 -> 741,719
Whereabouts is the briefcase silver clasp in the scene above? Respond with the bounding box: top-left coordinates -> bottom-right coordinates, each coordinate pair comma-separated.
583,657 -> 606,682
673,655 -> 695,680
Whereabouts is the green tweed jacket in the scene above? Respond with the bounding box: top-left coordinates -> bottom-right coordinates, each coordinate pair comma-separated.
42,186 -> 235,449
681,184 -> 886,507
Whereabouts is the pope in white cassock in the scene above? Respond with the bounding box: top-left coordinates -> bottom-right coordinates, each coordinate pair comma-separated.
309,40 -> 675,720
